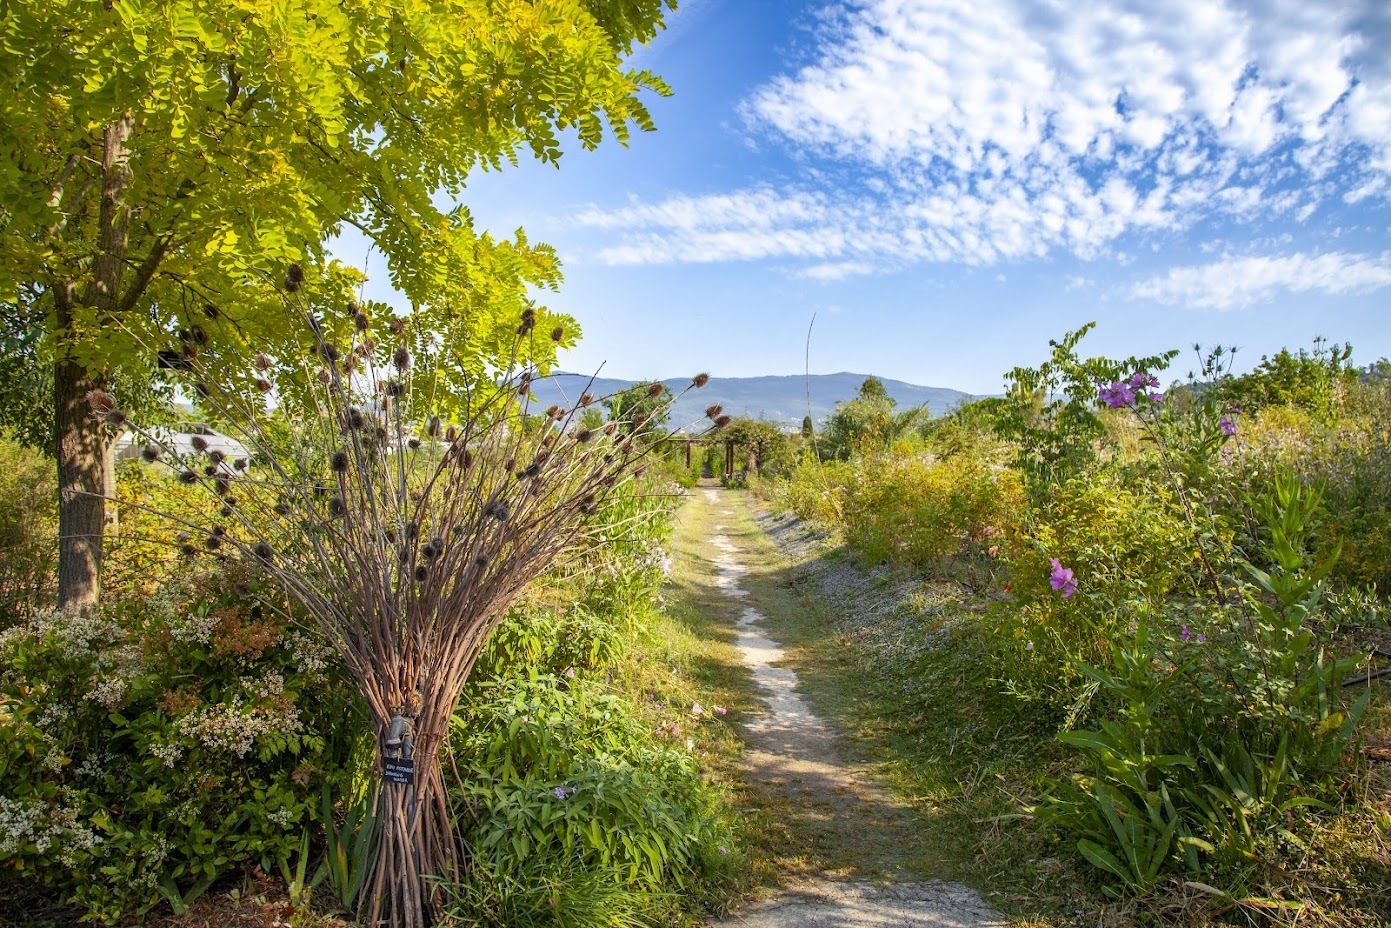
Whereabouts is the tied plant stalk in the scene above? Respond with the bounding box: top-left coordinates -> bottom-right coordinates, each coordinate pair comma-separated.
84,269 -> 723,928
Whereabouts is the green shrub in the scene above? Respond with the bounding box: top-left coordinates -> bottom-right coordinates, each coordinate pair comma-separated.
0,436 -> 56,628
0,569 -> 360,922
998,472 -> 1199,710
839,450 -> 1024,571
447,673 -> 737,927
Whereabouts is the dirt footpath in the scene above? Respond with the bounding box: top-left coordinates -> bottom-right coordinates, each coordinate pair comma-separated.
697,488 -> 1004,928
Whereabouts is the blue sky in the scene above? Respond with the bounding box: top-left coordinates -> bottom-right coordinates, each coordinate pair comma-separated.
343,0 -> 1391,396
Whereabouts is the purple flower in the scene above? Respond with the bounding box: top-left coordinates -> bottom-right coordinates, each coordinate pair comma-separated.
1148,391 -> 1165,404
1197,633 -> 1206,644
1099,381 -> 1136,409
1180,625 -> 1192,642
554,786 -> 572,800
713,705 -> 727,717
1128,372 -> 1160,390
1219,415 -> 1237,436
1049,558 -> 1077,598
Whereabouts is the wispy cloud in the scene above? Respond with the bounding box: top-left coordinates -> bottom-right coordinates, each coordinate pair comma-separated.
1127,251 -> 1391,310
577,0 -> 1391,277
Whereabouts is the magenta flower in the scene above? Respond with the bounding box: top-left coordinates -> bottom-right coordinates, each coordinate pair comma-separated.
1128,372 -> 1160,390
1148,391 -> 1165,404
1099,381 -> 1136,409
1219,415 -> 1237,436
1049,558 -> 1077,598
554,786 -> 572,800
1180,625 -> 1192,642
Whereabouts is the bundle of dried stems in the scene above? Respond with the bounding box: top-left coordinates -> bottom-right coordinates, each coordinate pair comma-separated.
88,278 -> 724,928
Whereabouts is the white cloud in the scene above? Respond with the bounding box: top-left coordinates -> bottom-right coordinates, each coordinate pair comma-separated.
797,260 -> 876,282
1127,251 -> 1391,309
578,0 -> 1391,276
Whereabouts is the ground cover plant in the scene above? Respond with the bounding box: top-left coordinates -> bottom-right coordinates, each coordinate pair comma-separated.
759,326 -> 1391,925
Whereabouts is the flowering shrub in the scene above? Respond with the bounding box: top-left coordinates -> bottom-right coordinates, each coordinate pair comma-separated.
0,568 -> 359,922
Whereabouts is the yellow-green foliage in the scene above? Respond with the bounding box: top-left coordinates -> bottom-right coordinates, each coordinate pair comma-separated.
840,452 -> 1025,569
0,436 -> 56,625
770,456 -> 852,527
1000,473 -> 1199,704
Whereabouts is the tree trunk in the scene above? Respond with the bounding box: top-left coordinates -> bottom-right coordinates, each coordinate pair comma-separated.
54,113 -> 133,611
54,327 -> 107,612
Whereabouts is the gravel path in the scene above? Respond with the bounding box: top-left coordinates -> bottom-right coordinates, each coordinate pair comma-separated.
698,488 -> 1004,928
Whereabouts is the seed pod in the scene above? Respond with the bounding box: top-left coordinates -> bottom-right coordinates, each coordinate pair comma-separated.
693,372 -> 710,388
517,307 -> 535,335
330,450 -> 349,473
714,415 -> 732,428
646,382 -> 664,398
252,541 -> 275,564
354,310 -> 370,331
234,458 -> 248,471
414,564 -> 429,582
254,353 -> 272,371
179,470 -> 198,485
320,343 -> 341,363
257,378 -> 273,394
209,450 -> 226,465
550,325 -> 564,342
705,404 -> 723,419
485,500 -> 509,522
140,446 -> 160,463
328,496 -> 347,517
427,415 -> 442,437
205,535 -> 222,551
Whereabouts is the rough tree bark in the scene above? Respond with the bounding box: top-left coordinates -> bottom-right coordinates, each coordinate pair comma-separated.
55,113 -> 133,612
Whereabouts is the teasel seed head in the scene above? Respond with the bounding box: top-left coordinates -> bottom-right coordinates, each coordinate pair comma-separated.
714,415 -> 732,429
574,428 -> 593,445
257,377 -> 273,394
328,496 -> 347,518
414,564 -> 429,582
427,415 -> 442,438
176,532 -> 190,543
317,368 -> 332,385
634,464 -> 647,478
179,470 -> 198,485
86,388 -> 116,417
580,393 -> 595,407
408,438 -> 421,450
550,325 -> 564,342
445,425 -> 458,443
519,462 -> 542,479
646,382 -> 664,398
203,303 -> 219,320
693,372 -> 710,388
214,476 -> 231,496
274,502 -> 291,517
194,381 -> 211,400
503,458 -> 515,472
209,449 -> 226,465
631,414 -> 648,429
205,534 -> 222,551
392,347 -> 410,371
474,554 -> 489,569
517,307 -> 535,335
603,422 -> 618,435
484,500 -> 509,522
180,543 -> 197,558
345,407 -> 365,430
233,581 -> 250,597
388,317 -> 406,335
284,263 -> 305,292
340,353 -> 360,376
545,405 -> 562,420
330,450 -> 349,473
254,353 -> 272,371
354,310 -> 370,331
212,526 -> 226,537
234,458 -> 248,471
189,435 -> 207,452
705,404 -> 723,419
140,446 -> 160,463
386,379 -> 405,397
252,541 -> 275,564
204,465 -> 217,477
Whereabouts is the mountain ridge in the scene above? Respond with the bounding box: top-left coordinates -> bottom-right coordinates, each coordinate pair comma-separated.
528,371 -> 979,430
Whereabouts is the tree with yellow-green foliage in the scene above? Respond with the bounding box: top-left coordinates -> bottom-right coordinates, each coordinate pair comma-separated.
0,0 -> 674,612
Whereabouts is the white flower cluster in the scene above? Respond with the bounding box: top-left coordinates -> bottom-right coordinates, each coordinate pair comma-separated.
174,696 -> 301,757
246,673 -> 285,699
1,607 -> 121,659
0,796 -> 102,863
88,677 -> 127,710
266,808 -> 296,828
285,631 -> 331,676
149,741 -> 184,768
168,607 -> 221,645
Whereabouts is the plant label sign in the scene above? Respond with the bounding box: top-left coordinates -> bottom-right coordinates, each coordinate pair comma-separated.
383,757 -> 415,786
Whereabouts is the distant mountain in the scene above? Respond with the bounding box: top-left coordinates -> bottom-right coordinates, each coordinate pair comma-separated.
528,372 -> 978,431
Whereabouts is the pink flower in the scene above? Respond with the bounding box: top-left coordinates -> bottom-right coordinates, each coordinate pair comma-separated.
1099,382 -> 1136,409
713,705 -> 727,716
1049,558 -> 1077,598
1219,415 -> 1237,436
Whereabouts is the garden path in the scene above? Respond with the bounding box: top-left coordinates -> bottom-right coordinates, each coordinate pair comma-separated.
694,486 -> 1003,928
